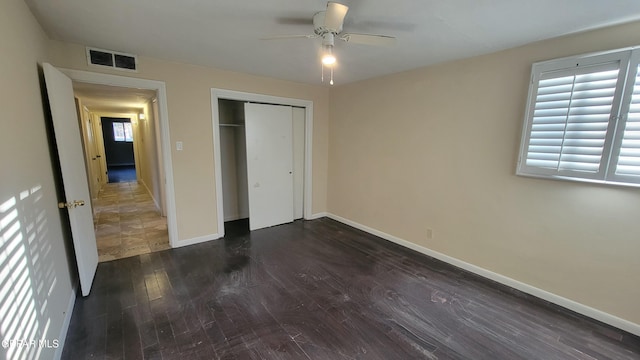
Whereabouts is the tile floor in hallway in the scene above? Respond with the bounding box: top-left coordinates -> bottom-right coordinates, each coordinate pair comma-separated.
94,181 -> 170,262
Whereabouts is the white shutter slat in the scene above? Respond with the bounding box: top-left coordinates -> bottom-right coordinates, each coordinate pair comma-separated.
620,131 -> 640,140
534,100 -> 571,110
529,138 -> 563,145
559,154 -> 602,163
560,146 -> 604,155
572,78 -> 618,92
536,92 -> 572,102
531,123 -> 566,131
559,162 -> 601,172
568,97 -> 615,108
563,132 -> 608,140
528,146 -> 561,153
561,138 -> 605,147
565,122 -> 608,131
526,159 -> 560,168
528,152 -> 560,161
620,148 -> 640,156
617,157 -> 640,166
619,139 -> 640,148
567,105 -> 614,115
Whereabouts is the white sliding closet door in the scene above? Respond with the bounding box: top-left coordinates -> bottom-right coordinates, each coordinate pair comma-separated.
292,107 -> 305,219
244,103 -> 294,230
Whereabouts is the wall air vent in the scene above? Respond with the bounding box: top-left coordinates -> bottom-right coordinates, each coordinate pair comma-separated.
86,47 -> 138,72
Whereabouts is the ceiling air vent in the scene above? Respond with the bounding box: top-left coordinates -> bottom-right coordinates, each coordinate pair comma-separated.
86,47 -> 138,72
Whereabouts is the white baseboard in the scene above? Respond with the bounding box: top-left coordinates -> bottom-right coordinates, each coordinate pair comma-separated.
306,212 -> 328,220
139,179 -> 161,212
325,213 -> 640,337
54,288 -> 76,360
174,233 -> 222,248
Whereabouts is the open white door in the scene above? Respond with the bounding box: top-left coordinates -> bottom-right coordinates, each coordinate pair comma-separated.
43,63 -> 99,296
244,103 -> 294,230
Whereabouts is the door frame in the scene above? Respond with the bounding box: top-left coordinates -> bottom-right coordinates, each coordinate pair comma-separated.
211,89 -> 313,237
60,68 -> 178,248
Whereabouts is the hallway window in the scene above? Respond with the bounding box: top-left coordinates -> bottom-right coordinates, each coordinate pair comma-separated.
113,122 -> 133,142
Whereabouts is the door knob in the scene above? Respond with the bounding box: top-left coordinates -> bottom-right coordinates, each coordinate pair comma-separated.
58,200 -> 86,209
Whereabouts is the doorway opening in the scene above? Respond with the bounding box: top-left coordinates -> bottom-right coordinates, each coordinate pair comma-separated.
71,77 -> 175,261
212,89 -> 313,237
101,117 -> 137,183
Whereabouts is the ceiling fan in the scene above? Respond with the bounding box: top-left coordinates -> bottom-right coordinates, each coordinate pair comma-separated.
263,1 -> 396,84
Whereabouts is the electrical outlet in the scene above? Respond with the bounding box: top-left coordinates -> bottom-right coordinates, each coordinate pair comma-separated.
426,228 -> 433,240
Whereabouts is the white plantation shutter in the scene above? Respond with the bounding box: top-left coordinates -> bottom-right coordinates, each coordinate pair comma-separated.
526,64 -> 619,176
517,49 -> 640,186
611,62 -> 640,183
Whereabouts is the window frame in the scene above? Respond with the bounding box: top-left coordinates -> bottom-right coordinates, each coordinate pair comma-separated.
112,121 -> 133,143
517,47 -> 640,187
123,122 -> 133,142
608,50 -> 640,185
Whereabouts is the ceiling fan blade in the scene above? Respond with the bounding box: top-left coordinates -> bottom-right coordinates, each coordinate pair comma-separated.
339,33 -> 396,46
276,17 -> 314,26
324,2 -> 349,32
348,19 -> 416,32
261,34 -> 318,40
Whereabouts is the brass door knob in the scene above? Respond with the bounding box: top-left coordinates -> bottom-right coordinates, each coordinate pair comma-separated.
58,200 -> 86,209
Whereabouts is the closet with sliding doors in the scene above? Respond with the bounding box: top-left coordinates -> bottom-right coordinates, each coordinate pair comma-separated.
218,99 -> 305,231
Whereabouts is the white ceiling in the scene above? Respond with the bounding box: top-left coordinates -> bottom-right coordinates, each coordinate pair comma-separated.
26,0 -> 640,85
73,82 -> 155,113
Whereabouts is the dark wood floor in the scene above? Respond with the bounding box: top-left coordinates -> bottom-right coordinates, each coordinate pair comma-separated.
62,218 -> 640,359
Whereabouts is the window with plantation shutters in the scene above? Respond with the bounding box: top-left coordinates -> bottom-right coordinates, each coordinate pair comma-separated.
518,48 -> 640,187
611,61 -> 640,182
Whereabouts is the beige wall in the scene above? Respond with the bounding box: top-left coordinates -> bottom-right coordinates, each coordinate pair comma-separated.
0,1 -> 75,359
137,102 -> 163,209
48,41 -> 330,241
328,22 -> 640,325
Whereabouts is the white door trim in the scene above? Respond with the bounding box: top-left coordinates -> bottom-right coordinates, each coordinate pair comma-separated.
59,68 -> 179,248
211,89 -> 313,237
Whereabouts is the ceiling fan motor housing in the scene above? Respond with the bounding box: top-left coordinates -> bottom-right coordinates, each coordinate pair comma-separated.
313,11 -> 342,35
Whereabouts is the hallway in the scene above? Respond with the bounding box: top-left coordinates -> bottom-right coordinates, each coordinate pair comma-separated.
94,181 -> 170,262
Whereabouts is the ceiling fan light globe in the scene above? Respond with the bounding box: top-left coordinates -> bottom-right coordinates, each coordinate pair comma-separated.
322,54 -> 336,65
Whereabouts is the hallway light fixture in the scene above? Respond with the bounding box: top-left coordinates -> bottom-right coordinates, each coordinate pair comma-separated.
138,113 -> 145,120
